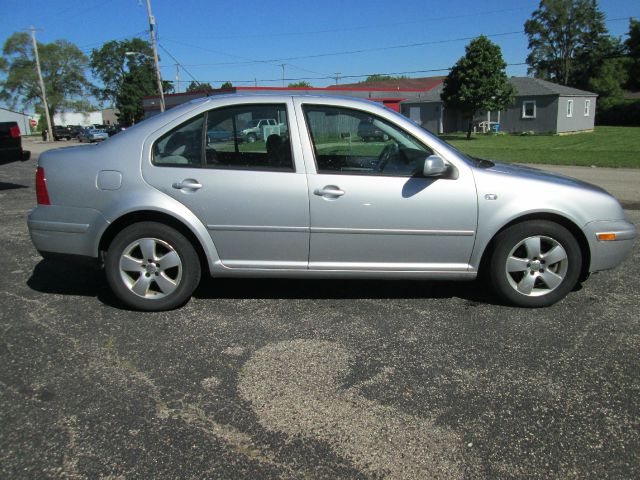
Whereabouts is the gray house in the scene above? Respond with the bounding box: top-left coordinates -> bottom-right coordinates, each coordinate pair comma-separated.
401,77 -> 597,135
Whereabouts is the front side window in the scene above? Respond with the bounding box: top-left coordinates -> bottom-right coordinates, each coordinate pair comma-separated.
567,99 -> 573,117
584,99 -> 591,116
205,104 -> 293,171
153,114 -> 204,167
522,100 -> 536,118
302,105 -> 433,176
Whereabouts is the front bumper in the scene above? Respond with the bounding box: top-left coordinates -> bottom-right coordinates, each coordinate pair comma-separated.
28,205 -> 109,259
583,219 -> 637,272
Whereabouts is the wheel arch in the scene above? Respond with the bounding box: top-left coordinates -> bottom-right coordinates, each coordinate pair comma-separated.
478,212 -> 591,282
99,210 -> 211,276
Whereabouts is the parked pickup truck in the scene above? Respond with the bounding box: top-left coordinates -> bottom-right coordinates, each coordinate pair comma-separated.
0,122 -> 31,165
240,118 -> 287,143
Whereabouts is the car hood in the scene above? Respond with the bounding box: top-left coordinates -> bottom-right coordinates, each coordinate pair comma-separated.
484,162 -> 608,195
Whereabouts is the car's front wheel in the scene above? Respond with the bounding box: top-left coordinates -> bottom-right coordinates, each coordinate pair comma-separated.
105,222 -> 201,311
489,220 -> 582,307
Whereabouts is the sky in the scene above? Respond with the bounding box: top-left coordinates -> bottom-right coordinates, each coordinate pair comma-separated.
1,0 -> 638,98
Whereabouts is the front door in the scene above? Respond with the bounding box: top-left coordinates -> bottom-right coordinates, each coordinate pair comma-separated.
142,101 -> 309,269
299,103 -> 477,272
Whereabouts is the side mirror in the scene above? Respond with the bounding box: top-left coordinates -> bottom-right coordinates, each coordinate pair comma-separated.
422,155 -> 448,177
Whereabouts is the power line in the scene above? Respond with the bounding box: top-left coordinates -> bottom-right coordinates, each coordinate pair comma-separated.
158,39 -> 330,78
189,62 -> 528,86
163,31 -> 523,67
158,44 -> 201,87
161,15 -> 635,69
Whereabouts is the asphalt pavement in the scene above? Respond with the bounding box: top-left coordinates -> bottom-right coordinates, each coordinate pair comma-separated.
0,145 -> 638,479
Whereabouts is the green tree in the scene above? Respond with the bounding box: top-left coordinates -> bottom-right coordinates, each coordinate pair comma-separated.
162,80 -> 174,94
186,81 -> 213,92
442,36 -> 515,140
359,74 -> 408,83
588,58 -> 628,108
220,81 -> 233,89
0,32 -> 93,123
625,19 -> 640,90
525,0 -> 616,86
288,81 -> 311,87
90,38 -> 162,125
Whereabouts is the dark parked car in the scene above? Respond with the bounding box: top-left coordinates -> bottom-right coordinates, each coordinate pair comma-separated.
358,119 -> 389,142
0,122 -> 31,165
68,125 -> 84,139
105,125 -> 125,137
42,125 -> 73,141
54,126 -> 72,141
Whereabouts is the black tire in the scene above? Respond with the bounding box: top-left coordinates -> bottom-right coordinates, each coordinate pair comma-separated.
105,222 -> 201,311
247,133 -> 257,143
489,220 -> 581,307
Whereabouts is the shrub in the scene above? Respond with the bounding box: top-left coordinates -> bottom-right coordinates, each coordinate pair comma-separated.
596,100 -> 640,126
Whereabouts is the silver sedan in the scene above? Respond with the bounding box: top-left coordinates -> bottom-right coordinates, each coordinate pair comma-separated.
28,94 -> 636,310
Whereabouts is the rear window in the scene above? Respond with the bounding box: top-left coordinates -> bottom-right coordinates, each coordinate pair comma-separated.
152,114 -> 205,167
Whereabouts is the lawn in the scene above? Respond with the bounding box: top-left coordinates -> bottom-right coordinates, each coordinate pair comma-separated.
441,126 -> 640,168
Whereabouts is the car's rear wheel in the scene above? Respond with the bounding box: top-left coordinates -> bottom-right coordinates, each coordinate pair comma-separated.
105,222 -> 201,311
489,220 -> 581,307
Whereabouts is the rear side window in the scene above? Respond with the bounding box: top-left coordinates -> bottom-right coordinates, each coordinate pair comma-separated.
152,114 -> 204,167
204,104 -> 293,171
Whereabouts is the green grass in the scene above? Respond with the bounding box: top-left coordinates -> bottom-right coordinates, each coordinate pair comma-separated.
441,126 -> 640,168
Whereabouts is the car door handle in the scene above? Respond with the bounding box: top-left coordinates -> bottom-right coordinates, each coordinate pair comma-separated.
314,186 -> 345,197
172,179 -> 203,190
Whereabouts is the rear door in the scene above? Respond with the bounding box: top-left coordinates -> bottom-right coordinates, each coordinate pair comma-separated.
142,99 -> 310,270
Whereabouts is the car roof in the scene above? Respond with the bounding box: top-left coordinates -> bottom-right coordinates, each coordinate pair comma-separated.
188,92 -> 382,106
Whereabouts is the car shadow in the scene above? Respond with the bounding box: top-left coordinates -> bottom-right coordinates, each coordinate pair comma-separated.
27,259 -> 126,308
193,276 -> 501,305
0,182 -> 28,191
27,258 -> 503,308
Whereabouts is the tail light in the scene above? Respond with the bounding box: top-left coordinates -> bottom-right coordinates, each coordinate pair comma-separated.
10,125 -> 20,138
35,167 -> 51,205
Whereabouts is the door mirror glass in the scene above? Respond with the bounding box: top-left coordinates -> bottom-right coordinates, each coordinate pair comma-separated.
422,155 -> 448,177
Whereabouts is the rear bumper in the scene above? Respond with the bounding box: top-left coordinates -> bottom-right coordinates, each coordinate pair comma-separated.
28,205 -> 109,259
583,219 -> 637,272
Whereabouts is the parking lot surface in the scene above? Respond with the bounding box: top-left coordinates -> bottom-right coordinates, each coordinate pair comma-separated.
1,149 -> 638,479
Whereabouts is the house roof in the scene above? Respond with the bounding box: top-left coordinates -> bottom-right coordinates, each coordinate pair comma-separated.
399,76 -> 597,104
509,77 -> 597,97
0,107 -> 34,117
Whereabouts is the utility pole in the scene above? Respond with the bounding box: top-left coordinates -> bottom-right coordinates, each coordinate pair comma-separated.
175,63 -> 180,93
145,0 -> 165,112
334,72 -> 341,85
280,64 -> 285,87
29,27 -> 53,142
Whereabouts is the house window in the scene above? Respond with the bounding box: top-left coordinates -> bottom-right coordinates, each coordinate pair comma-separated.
522,100 -> 536,119
566,99 -> 573,117
584,99 -> 591,116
